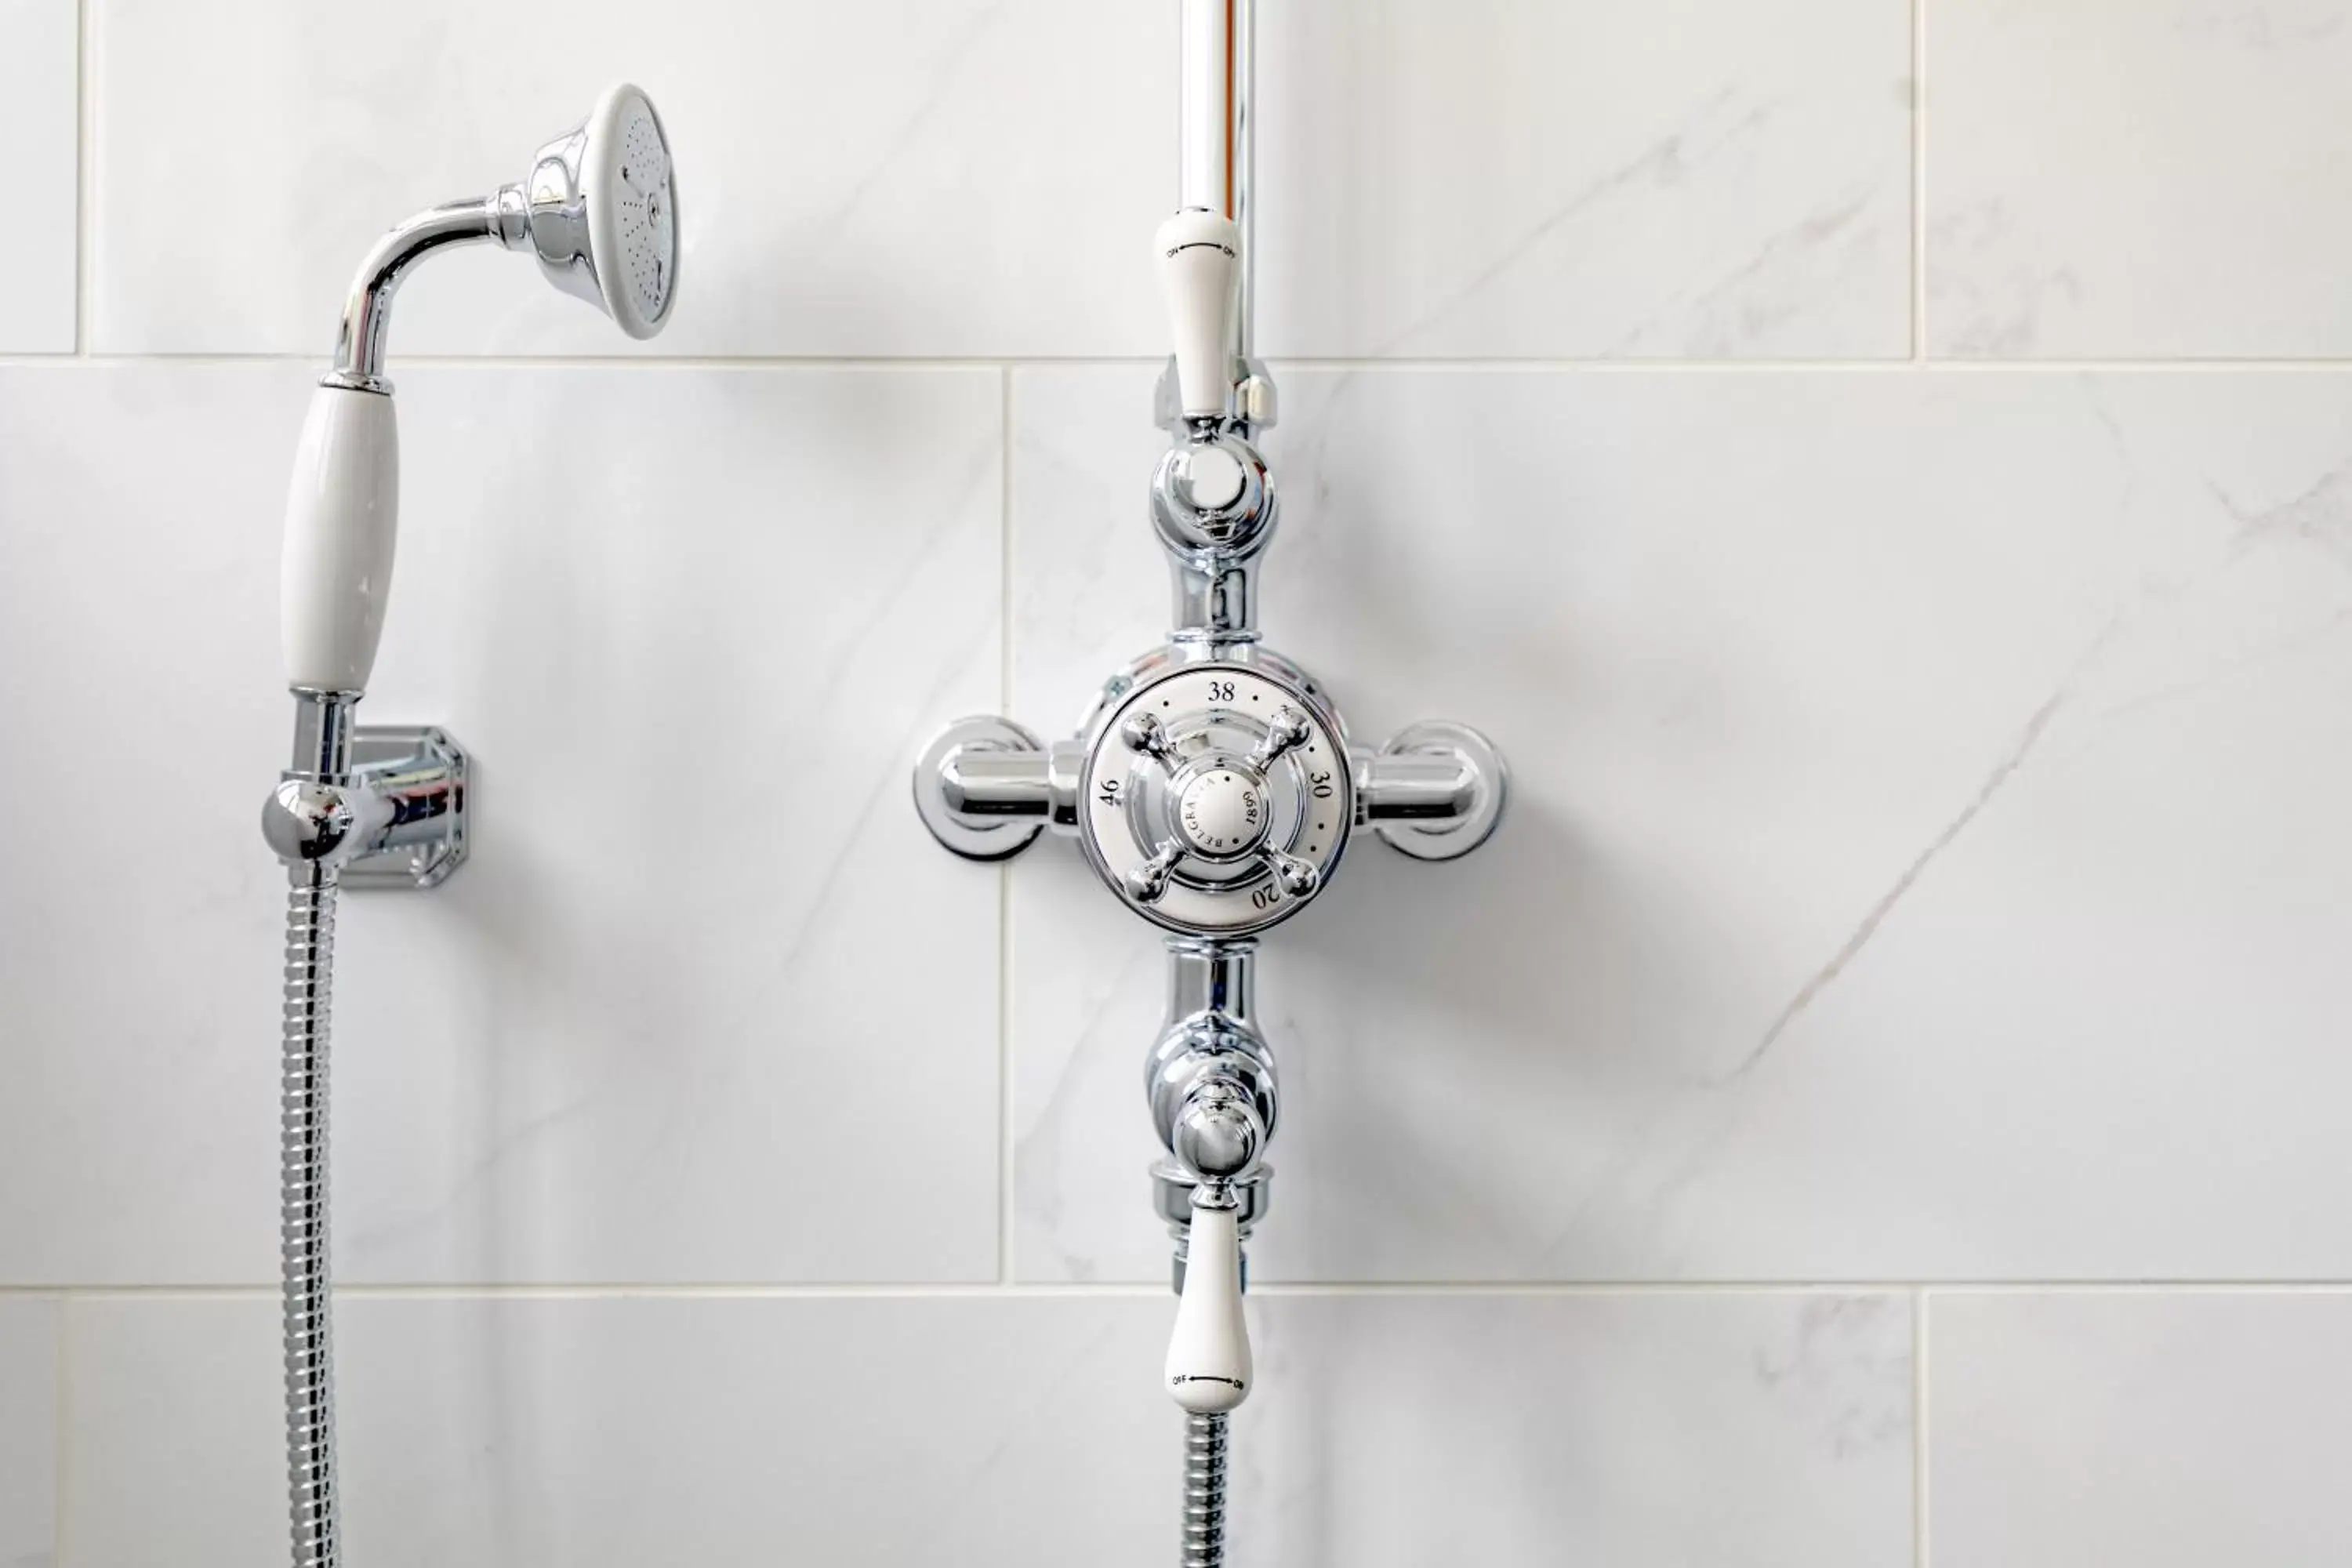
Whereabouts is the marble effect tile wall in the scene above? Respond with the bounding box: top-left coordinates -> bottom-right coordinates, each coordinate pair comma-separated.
1009,365 -> 2352,1286
1929,0 -> 2352,356
8,0 -> 2352,1562
0,363 -> 1004,1287
64,1291 -> 1907,1567
87,0 -> 1912,360
0,1298 -> 60,1568
0,0 -> 77,351
1931,1292 -> 2352,1566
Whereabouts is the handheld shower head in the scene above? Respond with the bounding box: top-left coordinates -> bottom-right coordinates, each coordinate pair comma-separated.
328,82 -> 681,387
501,82 -> 678,339
285,82 -> 680,695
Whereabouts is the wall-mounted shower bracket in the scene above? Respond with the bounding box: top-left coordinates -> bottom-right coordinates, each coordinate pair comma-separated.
260,704 -> 470,891
338,725 -> 470,888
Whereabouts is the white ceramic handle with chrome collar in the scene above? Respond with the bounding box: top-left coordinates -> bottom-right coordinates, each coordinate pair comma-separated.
1156,209 -> 1240,421
1165,1194 -> 1251,1414
281,386 -> 400,694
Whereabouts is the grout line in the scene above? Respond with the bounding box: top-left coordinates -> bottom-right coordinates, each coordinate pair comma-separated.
997,862 -> 1014,1287
13,1279 -> 2352,1300
997,364 -> 1017,1289
72,0 -> 91,358
1911,0 -> 1927,361
11,352 -> 2352,374
1914,1290 -> 1931,1568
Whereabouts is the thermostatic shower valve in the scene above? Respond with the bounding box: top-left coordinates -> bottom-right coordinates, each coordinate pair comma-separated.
1083,662 -> 1350,934
911,155 -> 1503,1475
912,5 -> 1497,1561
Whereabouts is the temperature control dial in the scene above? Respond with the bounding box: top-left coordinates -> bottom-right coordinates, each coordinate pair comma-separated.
1079,662 -> 1352,935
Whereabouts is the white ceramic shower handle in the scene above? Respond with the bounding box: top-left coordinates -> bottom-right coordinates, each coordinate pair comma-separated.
1156,209 -> 1240,420
281,385 -> 400,694
1165,1197 -> 1251,1414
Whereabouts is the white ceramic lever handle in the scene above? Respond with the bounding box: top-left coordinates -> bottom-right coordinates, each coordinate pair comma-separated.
1156,209 -> 1240,420
1165,1196 -> 1250,1414
281,384 -> 400,693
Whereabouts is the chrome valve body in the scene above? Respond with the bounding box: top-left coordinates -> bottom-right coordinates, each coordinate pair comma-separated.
912,385 -> 1508,1232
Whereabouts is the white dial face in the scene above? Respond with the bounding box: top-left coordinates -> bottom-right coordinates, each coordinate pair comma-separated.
1177,769 -> 1266,858
613,105 -> 674,322
1081,663 -> 1352,935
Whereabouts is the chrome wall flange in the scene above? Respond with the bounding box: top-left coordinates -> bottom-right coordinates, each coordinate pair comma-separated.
260,719 -> 469,890
1363,720 -> 1510,862
912,715 -> 1069,862
341,725 -> 470,888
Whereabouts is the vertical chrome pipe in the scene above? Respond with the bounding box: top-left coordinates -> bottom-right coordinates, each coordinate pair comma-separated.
1177,0 -> 1232,216
1230,0 -> 1256,359
1167,936 -> 1257,1029
287,691 -> 362,781
1177,0 -> 1255,358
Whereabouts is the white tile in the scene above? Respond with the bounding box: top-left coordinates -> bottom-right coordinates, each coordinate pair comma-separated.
89,0 -> 1170,357
62,1294 -> 1161,1567
1930,1291 -> 2352,1566
1258,0 -> 1913,358
1240,1292 -> 1911,1566
88,0 -> 1909,361
0,0 -> 77,351
0,362 -> 1004,1284
64,1289 -> 1907,1567
1008,365 -> 2352,1283
0,1298 -> 60,1568
1929,0 -> 2352,358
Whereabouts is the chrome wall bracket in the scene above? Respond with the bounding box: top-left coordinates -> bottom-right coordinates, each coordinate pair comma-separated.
260,710 -> 470,891
340,726 -> 470,889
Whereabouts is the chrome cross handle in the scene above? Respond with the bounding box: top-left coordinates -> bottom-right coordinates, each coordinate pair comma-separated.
1085,660 -> 1350,935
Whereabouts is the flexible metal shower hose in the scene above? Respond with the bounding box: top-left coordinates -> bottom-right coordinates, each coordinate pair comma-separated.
281,868 -> 342,1568
1182,1410 -> 1229,1567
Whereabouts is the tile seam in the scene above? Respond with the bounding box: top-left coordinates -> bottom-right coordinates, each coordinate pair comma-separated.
15,1279 -> 2352,1299
9,355 -> 2352,372
998,362 -> 1017,1288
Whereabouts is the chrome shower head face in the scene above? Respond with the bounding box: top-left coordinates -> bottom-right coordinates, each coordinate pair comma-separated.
506,82 -> 678,338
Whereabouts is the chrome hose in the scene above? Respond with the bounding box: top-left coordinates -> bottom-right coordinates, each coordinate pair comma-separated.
281,867 -> 343,1568
1181,1410 -> 1229,1567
